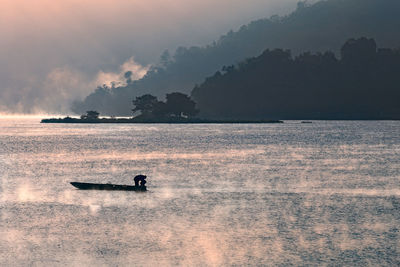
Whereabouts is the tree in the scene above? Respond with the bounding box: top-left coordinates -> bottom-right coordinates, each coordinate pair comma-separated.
160,49 -> 172,67
165,92 -> 199,117
152,101 -> 168,117
132,94 -> 159,117
124,71 -> 133,84
131,92 -> 199,119
81,110 -> 100,120
341,37 -> 377,66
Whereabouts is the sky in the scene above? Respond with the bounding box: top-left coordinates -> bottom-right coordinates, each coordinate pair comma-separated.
0,0 -> 299,114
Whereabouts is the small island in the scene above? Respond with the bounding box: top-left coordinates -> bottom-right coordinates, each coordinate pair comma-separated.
41,116 -> 283,124
42,93 -> 283,124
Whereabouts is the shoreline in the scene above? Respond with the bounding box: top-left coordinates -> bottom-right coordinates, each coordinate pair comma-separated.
40,117 -> 284,124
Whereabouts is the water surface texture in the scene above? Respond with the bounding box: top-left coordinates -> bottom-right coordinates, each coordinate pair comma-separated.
0,118 -> 399,266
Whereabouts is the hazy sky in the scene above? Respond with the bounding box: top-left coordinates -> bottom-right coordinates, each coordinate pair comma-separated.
0,0 -> 299,114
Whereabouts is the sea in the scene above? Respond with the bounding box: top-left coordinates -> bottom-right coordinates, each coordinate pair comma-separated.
0,118 -> 399,266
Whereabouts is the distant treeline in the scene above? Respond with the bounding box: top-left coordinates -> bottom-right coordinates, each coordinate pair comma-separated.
192,38 -> 400,119
72,0 -> 400,116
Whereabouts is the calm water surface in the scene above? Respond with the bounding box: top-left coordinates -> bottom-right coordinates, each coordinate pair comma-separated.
0,118 -> 399,266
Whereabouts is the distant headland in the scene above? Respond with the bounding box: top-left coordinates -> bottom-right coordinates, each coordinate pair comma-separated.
41,115 -> 283,124
42,93 -> 283,124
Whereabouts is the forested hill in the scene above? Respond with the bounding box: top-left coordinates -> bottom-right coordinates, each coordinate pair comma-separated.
191,38 -> 400,120
72,0 -> 400,116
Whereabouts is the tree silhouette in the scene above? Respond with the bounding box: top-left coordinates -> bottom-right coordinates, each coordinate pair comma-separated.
132,94 -> 158,117
124,71 -> 133,84
165,92 -> 199,117
81,110 -> 100,120
131,92 -> 199,119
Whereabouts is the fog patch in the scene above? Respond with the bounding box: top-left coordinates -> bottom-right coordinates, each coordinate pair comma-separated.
88,204 -> 101,216
0,58 -> 149,114
95,57 -> 149,88
16,183 -> 43,203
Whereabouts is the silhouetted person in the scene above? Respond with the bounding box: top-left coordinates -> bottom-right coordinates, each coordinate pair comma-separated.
134,175 -> 147,187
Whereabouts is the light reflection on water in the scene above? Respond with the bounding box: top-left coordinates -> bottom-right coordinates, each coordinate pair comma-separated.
0,118 -> 399,266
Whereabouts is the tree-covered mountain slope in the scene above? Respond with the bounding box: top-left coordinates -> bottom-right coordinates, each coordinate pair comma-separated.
191,38 -> 400,119
72,0 -> 400,116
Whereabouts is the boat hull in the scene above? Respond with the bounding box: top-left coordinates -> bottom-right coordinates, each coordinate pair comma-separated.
70,182 -> 146,191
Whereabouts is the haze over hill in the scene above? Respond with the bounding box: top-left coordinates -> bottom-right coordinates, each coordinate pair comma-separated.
0,0 -> 298,114
73,0 -> 400,116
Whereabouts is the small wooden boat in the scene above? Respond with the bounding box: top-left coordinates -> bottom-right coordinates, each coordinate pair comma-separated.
70,182 -> 147,191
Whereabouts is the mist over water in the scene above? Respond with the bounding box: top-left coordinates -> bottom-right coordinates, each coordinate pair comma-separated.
0,119 -> 399,266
